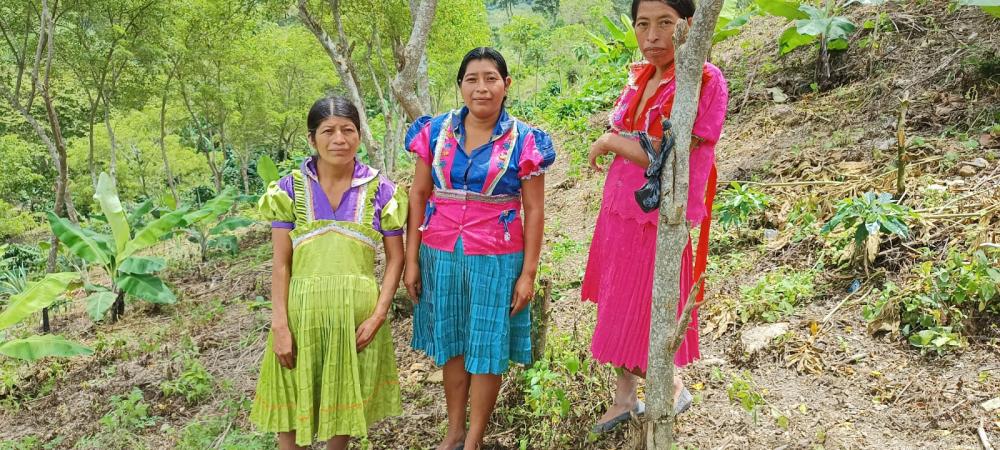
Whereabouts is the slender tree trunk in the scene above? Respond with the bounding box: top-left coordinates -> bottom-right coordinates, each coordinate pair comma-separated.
205,145 -> 223,192
645,2 -> 724,448
240,154 -> 250,194
102,94 -> 119,180
87,102 -> 98,188
179,79 -> 224,191
160,66 -> 179,203
411,0 -> 433,115
389,0 -> 438,121
298,0 -> 385,170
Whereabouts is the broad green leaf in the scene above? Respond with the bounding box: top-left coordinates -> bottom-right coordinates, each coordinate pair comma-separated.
80,227 -> 115,256
183,188 -> 237,225
257,155 -> 279,184
0,334 -> 93,361
881,218 -> 909,238
121,208 -> 189,261
47,213 -> 111,266
128,199 -> 156,226
620,14 -> 638,49
756,0 -> 808,20
778,27 -> 817,54
827,17 -> 857,41
85,291 -> 117,321
982,6 -> 1000,17
209,236 -> 239,255
209,217 -> 253,235
603,16 -> 625,41
117,274 -> 176,304
796,17 -> 831,37
828,38 -> 849,50
118,256 -> 167,275
0,272 -> 78,330
588,32 -> 611,52
94,172 -> 131,255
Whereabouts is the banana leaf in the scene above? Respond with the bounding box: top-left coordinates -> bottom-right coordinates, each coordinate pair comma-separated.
0,334 -> 93,361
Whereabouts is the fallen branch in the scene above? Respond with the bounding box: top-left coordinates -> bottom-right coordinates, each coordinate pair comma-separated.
979,418 -> 994,450
716,180 -> 847,187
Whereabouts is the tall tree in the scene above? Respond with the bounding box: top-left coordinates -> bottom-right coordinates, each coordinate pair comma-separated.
532,0 -> 559,22
63,0 -> 161,184
297,0 -> 438,171
645,1 -> 725,448
0,0 -> 77,331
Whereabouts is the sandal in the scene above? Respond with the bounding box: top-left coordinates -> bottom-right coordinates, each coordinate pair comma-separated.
591,399 -> 645,434
674,387 -> 693,415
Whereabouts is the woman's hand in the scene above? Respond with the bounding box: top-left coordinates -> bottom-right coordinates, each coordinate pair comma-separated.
272,325 -> 296,370
588,133 -> 614,172
404,260 -> 422,303
510,273 -> 535,317
355,313 -> 386,352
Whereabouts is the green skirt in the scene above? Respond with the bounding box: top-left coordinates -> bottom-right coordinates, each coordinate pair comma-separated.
250,274 -> 401,445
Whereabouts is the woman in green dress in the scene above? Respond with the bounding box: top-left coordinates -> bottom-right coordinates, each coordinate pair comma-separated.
251,96 -> 406,449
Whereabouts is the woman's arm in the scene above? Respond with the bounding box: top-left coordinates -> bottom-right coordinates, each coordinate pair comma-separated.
403,159 -> 434,301
270,228 -> 295,369
356,234 -> 404,351
589,132 -> 652,171
511,174 -> 545,316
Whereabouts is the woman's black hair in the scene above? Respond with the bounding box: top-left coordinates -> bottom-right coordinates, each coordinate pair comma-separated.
456,47 -> 509,86
307,95 -> 360,136
630,0 -> 696,22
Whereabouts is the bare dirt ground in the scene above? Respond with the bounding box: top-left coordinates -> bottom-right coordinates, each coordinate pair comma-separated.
2,1 -> 999,449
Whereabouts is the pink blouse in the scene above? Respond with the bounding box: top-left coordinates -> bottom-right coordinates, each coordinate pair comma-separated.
603,61 -> 728,227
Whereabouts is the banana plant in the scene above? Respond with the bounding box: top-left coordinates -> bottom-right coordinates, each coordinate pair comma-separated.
180,187 -> 252,262
0,272 -> 92,361
47,173 -> 189,322
587,14 -> 638,67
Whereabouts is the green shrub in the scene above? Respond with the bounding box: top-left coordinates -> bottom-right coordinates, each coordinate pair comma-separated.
863,250 -> 999,354
715,182 -> 771,232
161,358 -> 215,404
0,200 -> 37,239
821,192 -> 913,268
737,268 -> 816,323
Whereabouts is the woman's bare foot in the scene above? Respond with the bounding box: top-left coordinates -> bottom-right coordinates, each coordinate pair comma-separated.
673,372 -> 685,406
597,398 -> 637,424
596,369 -> 640,425
435,429 -> 465,450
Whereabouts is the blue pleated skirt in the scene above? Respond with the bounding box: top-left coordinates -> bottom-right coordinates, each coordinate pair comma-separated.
411,237 -> 532,374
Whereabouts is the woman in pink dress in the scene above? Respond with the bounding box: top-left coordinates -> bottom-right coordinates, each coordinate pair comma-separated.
582,0 -> 728,432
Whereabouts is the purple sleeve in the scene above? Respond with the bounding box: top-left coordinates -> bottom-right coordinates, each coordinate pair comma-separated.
271,175 -> 296,229
372,176 -> 404,237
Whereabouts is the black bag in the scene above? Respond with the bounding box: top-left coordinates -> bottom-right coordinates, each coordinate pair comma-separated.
634,120 -> 675,213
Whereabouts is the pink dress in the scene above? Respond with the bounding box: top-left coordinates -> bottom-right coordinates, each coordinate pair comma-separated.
582,61 -> 728,372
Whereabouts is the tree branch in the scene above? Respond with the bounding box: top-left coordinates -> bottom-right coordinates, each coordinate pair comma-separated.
390,0 -> 438,121
645,1 -> 725,449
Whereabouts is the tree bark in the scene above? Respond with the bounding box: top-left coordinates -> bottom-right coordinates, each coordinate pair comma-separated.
102,93 -> 119,180
645,1 -> 724,448
298,0 -> 385,170
160,62 -> 180,203
180,80 -> 224,192
390,0 -> 438,121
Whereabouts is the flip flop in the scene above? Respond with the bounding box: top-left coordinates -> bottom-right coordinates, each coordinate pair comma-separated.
591,399 -> 645,434
674,387 -> 693,415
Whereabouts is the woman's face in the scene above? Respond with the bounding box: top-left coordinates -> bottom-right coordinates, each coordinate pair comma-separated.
634,1 -> 682,68
309,116 -> 360,167
460,59 -> 511,119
